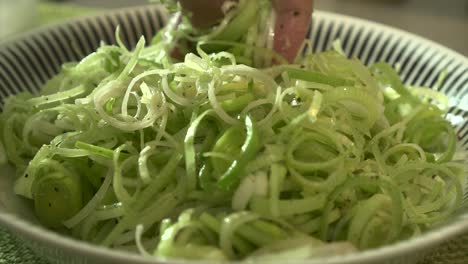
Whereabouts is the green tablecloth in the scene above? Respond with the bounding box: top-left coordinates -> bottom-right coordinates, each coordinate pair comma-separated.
0,229 -> 49,264
0,2 -> 467,264
1,226 -> 467,264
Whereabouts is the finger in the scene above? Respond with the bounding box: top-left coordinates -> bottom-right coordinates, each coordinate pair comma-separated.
178,0 -> 229,27
273,0 -> 314,63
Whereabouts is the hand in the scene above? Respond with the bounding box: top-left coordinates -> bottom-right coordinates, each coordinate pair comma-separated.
178,0 -> 314,63
178,0 -> 227,28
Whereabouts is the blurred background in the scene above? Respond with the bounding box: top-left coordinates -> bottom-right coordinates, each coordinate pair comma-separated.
0,0 -> 467,55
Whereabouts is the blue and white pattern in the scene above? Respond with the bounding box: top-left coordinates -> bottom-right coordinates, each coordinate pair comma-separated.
0,5 -> 466,264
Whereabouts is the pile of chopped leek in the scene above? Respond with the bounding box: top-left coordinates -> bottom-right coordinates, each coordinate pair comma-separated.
0,2 -> 465,262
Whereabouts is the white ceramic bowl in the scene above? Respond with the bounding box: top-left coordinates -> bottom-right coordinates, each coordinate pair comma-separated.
0,5 -> 467,264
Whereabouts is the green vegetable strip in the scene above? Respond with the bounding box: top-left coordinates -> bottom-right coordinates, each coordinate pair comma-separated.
286,130 -> 343,174
63,171 -> 113,228
286,68 -> 354,87
323,86 -> 381,129
95,206 -> 125,221
297,210 -> 341,234
184,110 -> 214,192
198,164 -> 214,191
27,85 -> 87,106
139,190 -> 180,231
112,145 -> 137,209
0,140 -> 6,165
269,163 -> 286,218
319,178 -> 403,244
210,126 -> 245,176
138,143 -> 157,185
433,121 -> 456,163
217,115 -> 261,191
102,187 -> 178,247
221,93 -> 255,112
371,62 -> 416,101
214,0 -> 259,42
251,194 -> 327,217
75,141 -> 129,160
198,40 -> 289,66
220,212 -> 261,258
3,116 -> 25,168
235,222 -> 275,247
251,220 -> 288,240
118,36 -> 145,80
134,153 -> 183,211
101,153 -> 182,246
347,194 -> 392,248
200,212 -> 254,256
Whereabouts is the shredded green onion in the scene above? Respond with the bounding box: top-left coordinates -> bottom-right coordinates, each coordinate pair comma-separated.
0,3 -> 464,261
